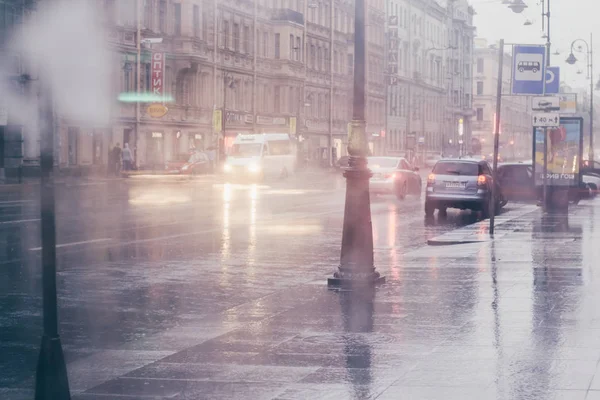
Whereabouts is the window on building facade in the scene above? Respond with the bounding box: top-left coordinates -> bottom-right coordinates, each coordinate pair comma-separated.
143,0 -> 152,29
348,54 -> 353,75
296,37 -> 301,61
275,33 -> 281,59
174,3 -> 181,35
222,20 -> 230,49
476,107 -> 483,121
477,58 -> 484,73
202,9 -> 208,40
263,32 -> 268,57
244,26 -> 250,53
476,81 -> 484,95
317,47 -> 322,70
289,34 -> 295,60
158,0 -> 167,32
233,23 -> 240,51
274,86 -> 281,113
193,5 -> 200,38
334,51 -> 338,73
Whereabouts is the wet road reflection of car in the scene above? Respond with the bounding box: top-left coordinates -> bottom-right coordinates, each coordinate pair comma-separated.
368,156 -> 422,200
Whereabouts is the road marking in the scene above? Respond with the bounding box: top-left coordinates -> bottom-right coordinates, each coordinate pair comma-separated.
29,238 -> 112,251
0,218 -> 40,225
0,200 -> 33,204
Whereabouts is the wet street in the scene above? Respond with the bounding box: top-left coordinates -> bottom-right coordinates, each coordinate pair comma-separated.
3,171 -> 600,399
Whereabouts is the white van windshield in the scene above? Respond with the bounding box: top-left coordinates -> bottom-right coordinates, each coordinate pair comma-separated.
231,143 -> 262,157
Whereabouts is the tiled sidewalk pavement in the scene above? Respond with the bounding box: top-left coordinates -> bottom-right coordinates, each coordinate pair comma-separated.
13,201 -> 600,400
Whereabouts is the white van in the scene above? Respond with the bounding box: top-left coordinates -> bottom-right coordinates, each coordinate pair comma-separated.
224,133 -> 296,180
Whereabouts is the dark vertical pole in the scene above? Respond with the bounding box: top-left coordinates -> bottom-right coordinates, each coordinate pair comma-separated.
35,87 -> 71,399
546,0 -> 551,66
490,39 -> 504,236
545,0 -> 552,211
329,0 -> 384,287
221,72 -> 227,164
590,33 -> 594,162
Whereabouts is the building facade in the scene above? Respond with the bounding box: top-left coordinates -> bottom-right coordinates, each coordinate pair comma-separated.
384,0 -> 475,163
471,38 -> 532,161
54,0 -> 386,171
0,0 -> 37,181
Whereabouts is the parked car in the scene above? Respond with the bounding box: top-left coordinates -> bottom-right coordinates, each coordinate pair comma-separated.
425,158 -> 504,217
368,156 -> 422,200
165,152 -> 194,174
165,151 -> 211,175
181,151 -> 212,175
498,161 -> 596,203
496,162 -> 537,202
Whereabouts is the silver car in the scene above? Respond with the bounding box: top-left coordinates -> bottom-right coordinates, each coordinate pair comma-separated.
425,159 -> 503,217
368,156 -> 422,200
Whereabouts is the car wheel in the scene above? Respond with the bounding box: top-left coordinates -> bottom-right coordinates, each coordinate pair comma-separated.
533,68 -> 538,73
498,194 -> 508,208
425,201 -> 435,217
396,181 -> 407,200
519,67 -> 524,72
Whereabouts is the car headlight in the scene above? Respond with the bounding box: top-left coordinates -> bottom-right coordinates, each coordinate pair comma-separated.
224,164 -> 232,172
248,164 -> 261,173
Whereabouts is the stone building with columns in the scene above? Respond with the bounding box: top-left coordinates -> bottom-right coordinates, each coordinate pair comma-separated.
50,0 -> 386,172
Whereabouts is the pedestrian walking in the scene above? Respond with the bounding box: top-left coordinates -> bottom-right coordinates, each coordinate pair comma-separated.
122,143 -> 133,172
111,143 -> 122,176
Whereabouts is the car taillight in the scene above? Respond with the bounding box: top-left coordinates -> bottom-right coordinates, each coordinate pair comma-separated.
477,175 -> 486,186
427,174 -> 436,185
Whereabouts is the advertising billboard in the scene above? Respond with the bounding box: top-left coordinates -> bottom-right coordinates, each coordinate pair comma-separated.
533,117 -> 583,187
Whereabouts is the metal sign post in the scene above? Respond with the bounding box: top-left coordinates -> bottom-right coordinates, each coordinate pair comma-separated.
490,39 -> 505,236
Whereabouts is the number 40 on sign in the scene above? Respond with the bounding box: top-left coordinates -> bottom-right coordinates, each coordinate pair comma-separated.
532,112 -> 559,127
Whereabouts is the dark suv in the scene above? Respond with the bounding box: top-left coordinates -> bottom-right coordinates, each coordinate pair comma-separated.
425,159 -> 504,217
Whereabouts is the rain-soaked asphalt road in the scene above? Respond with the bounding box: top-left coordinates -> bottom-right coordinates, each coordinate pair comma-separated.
0,170 -> 531,399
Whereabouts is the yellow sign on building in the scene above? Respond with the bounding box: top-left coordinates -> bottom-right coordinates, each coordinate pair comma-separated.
289,117 -> 297,135
147,104 -> 168,118
213,109 -> 222,132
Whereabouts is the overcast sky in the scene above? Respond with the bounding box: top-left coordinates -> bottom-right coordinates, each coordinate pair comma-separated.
471,0 -> 597,90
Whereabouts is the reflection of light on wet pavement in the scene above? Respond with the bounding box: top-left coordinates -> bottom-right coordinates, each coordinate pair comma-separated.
128,193 -> 191,206
247,185 -> 258,275
220,184 -> 232,287
388,204 -> 401,281
212,183 -> 271,190
260,225 -> 323,235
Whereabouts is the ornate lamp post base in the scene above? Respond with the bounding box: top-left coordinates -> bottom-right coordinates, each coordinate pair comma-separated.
327,149 -> 385,288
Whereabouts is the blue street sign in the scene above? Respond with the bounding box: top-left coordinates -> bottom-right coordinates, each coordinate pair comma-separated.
511,45 -> 547,95
545,66 -> 560,94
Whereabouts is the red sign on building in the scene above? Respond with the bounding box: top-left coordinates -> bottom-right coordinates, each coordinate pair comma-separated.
151,52 -> 165,98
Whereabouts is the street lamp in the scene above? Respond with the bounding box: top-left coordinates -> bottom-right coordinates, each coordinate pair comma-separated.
35,86 -> 71,399
566,35 -> 594,162
508,0 -> 527,13
220,72 -> 236,163
328,0 -> 384,287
